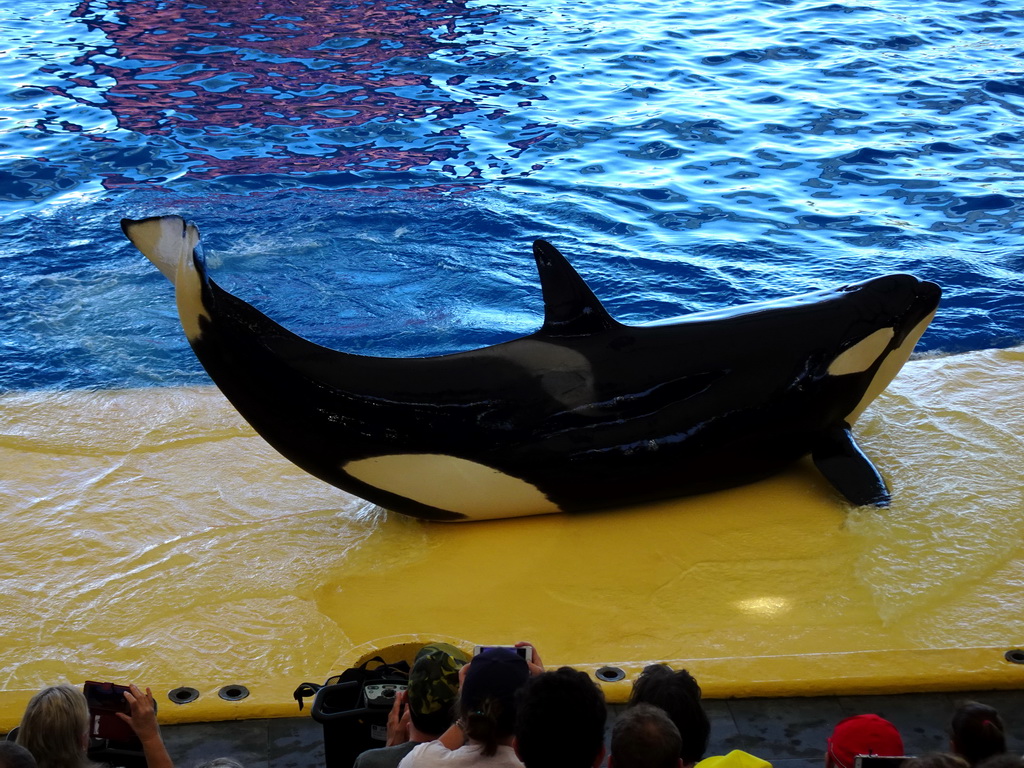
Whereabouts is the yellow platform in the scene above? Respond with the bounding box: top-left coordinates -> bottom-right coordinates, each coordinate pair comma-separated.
1,346 -> 1023,730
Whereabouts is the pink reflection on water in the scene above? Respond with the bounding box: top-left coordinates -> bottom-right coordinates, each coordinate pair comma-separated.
62,0 -> 496,184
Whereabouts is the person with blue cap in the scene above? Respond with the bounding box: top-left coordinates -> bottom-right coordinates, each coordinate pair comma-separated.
398,643 -> 541,768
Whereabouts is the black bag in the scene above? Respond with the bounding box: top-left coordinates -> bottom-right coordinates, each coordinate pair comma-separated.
294,657 -> 410,768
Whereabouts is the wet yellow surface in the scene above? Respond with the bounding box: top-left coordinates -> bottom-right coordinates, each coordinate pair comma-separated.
1,346 -> 1023,729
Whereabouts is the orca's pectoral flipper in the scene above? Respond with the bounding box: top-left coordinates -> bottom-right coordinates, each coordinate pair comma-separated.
811,423 -> 891,507
532,240 -> 620,337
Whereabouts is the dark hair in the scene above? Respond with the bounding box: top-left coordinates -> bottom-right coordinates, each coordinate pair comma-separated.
411,707 -> 454,737
904,754 -> 970,768
459,648 -> 530,757
611,703 -> 682,768
515,667 -> 607,768
461,696 -> 512,758
629,664 -> 709,765
975,756 -> 1024,768
0,743 -> 38,768
951,702 -> 1006,766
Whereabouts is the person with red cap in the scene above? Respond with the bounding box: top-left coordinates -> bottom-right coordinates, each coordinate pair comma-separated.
826,714 -> 906,768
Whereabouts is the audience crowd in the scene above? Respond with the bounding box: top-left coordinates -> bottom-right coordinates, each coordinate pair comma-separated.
2,644 -> 1019,768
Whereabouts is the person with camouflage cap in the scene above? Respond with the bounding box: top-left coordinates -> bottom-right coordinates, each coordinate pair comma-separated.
355,643 -> 471,768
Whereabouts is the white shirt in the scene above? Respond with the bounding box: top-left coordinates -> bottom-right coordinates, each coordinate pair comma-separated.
398,741 -> 524,768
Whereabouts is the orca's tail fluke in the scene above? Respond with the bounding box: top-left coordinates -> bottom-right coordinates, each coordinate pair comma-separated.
122,215 -> 211,342
121,215 -> 200,284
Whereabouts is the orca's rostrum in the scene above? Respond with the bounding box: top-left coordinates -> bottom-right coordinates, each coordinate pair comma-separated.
123,216 -> 941,521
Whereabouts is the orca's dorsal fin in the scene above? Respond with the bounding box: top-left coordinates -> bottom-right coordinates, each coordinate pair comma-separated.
533,239 -> 619,337
812,423 -> 891,507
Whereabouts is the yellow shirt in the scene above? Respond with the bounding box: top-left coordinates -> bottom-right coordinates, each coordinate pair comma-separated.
697,750 -> 773,768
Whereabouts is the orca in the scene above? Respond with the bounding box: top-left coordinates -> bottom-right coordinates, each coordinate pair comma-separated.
122,215 -> 941,521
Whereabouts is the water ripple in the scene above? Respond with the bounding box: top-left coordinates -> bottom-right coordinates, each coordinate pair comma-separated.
1,0 -> 1023,389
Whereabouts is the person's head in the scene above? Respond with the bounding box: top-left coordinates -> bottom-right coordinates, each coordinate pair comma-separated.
826,714 -> 904,768
514,667 -> 607,768
951,702 -> 1006,766
610,703 -> 683,768
15,685 -> 91,768
407,643 -> 470,737
195,760 -> 245,768
904,755 -> 970,768
629,664 -> 709,766
194,757 -> 244,768
460,647 -> 531,757
975,755 -> 1024,768
0,742 -> 38,768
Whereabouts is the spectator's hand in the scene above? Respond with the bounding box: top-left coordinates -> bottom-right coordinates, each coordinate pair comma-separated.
116,684 -> 160,743
385,689 -> 411,747
115,684 -> 174,768
515,642 -> 544,675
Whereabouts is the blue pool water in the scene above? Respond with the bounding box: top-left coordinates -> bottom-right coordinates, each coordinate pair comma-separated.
1,0 -> 1023,392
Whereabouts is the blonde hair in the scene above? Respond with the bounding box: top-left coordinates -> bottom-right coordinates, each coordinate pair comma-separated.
196,760 -> 245,768
15,685 -> 97,768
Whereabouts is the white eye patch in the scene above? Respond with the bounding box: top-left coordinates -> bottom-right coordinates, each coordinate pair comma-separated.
827,328 -> 895,376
